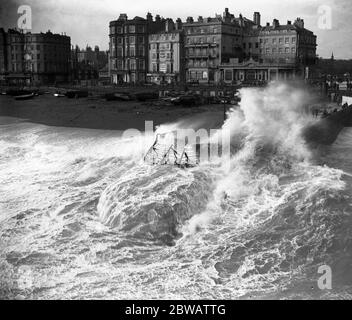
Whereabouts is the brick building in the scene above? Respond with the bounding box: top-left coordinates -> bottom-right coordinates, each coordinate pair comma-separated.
0,29 -> 71,85
220,17 -> 317,83
70,45 -> 108,85
0,29 -> 7,84
109,13 -> 165,84
182,8 -> 245,84
147,19 -> 185,84
108,8 -> 317,85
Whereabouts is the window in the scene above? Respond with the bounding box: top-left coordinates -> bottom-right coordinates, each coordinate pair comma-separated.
279,48 -> 283,54
117,37 -> 123,44
129,36 -> 135,44
129,46 -> 135,56
272,48 -> 277,54
285,37 -> 289,44
116,60 -> 123,70
137,25 -> 145,33
291,47 -> 296,53
139,60 -> 145,70
255,42 -> 259,49
272,38 -> 276,44
138,46 -> 144,56
166,63 -> 171,73
285,47 -> 290,53
264,39 -> 268,44
292,37 -> 296,44
130,59 -> 136,70
225,70 -> 232,81
117,27 -> 123,34
138,36 -> 144,44
266,48 -> 270,54
129,25 -> 135,33
279,38 -> 283,44
117,47 -> 123,57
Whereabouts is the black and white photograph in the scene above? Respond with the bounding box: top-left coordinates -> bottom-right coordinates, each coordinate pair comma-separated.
0,0 -> 352,306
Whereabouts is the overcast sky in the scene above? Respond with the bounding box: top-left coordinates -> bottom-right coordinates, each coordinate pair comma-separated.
0,0 -> 351,59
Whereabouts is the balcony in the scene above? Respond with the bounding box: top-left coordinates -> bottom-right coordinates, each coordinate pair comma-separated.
185,43 -> 211,48
186,53 -> 210,58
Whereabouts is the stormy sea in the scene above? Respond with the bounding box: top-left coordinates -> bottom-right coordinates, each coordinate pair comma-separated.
1,83 -> 352,300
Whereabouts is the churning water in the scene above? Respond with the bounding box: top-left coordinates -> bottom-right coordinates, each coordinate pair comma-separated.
1,83 -> 352,299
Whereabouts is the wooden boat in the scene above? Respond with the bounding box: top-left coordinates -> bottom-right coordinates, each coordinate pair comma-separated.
6,89 -> 32,96
14,93 -> 35,100
135,92 -> 158,102
65,90 -> 89,99
105,92 -> 131,101
54,93 -> 66,97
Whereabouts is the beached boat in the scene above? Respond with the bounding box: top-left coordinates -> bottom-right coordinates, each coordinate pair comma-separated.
14,93 -> 36,100
65,90 -> 89,99
6,89 -> 32,96
105,92 -> 131,101
135,92 -> 159,102
170,95 -> 203,107
54,93 -> 66,97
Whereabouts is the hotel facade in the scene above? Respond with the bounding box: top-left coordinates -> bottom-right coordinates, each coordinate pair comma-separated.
109,13 -> 165,84
109,8 -> 317,85
0,28 -> 71,85
147,19 -> 185,84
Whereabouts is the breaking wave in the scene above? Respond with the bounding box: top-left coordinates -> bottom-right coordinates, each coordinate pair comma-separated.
1,83 -> 352,299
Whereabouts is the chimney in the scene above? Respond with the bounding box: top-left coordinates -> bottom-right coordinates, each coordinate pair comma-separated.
118,13 -> 128,21
294,18 -> 304,28
253,12 -> 261,26
266,22 -> 270,27
146,12 -> 153,21
273,19 -> 279,28
155,15 -> 161,23
165,19 -> 175,32
287,20 -> 292,25
175,18 -> 182,30
223,8 -> 229,18
186,16 -> 194,23
198,16 -> 203,23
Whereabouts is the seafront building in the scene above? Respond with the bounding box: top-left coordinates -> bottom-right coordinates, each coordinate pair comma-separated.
109,8 -> 318,85
147,19 -> 185,84
109,13 -> 165,84
220,17 -> 317,83
70,45 -> 108,85
0,28 -> 71,85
